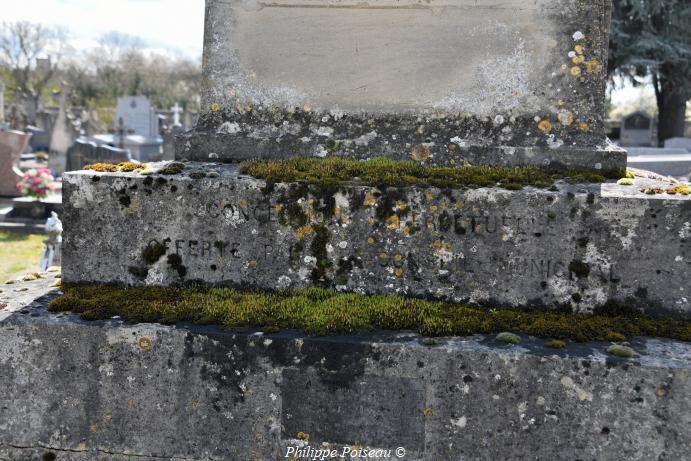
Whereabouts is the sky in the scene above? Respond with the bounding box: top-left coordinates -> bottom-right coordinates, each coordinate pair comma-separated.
2,0 -> 205,61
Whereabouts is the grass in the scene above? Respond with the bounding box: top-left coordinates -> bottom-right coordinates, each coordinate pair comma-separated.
0,231 -> 44,282
49,285 -> 691,342
240,157 -> 623,190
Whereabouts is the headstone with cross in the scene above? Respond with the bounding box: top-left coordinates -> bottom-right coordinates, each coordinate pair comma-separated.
170,103 -> 183,128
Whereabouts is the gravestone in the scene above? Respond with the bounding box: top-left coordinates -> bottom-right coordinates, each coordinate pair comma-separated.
65,138 -> 99,171
178,0 -> 625,171
48,89 -> 75,176
115,96 -> 159,139
665,137 -> 691,152
63,0 -> 690,318
0,130 -> 31,197
620,111 -> 654,147
113,96 -> 163,161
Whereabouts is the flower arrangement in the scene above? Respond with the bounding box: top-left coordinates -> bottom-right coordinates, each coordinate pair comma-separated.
17,168 -> 56,200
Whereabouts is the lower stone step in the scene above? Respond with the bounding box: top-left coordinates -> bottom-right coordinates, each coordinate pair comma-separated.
62,162 -> 691,317
1,278 -> 690,460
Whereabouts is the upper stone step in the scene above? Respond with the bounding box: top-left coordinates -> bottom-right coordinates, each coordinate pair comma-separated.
177,0 -> 623,171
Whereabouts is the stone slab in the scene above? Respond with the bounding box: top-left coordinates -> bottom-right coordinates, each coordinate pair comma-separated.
62,163 -> 691,317
178,0 -> 622,171
1,278 -> 691,460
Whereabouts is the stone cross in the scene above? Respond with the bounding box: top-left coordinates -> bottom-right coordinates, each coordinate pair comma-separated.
177,0 -> 625,172
114,117 -> 135,149
170,103 -> 183,128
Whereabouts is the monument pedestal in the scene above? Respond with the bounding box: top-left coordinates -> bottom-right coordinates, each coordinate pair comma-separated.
2,277 -> 691,461
62,162 -> 690,318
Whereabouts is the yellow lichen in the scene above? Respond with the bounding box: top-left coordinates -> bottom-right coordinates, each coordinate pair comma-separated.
574,45 -> 585,55
570,66 -> 582,76
411,144 -> 432,161
386,215 -> 400,230
572,55 -> 585,65
363,192 -> 377,207
557,110 -> 574,126
537,119 -> 553,134
137,336 -> 153,352
83,163 -> 118,173
295,225 -> 314,241
585,59 -> 601,74
210,102 -> 220,112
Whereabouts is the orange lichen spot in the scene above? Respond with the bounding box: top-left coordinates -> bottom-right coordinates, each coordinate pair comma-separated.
296,432 -> 310,442
395,267 -> 404,277
363,192 -> 377,207
394,254 -> 404,262
411,144 -> 432,161
572,55 -> 585,65
295,225 -> 314,241
537,119 -> 553,134
210,102 -> 221,112
137,336 -> 153,352
557,110 -> 574,126
403,226 -> 411,235
378,252 -> 389,262
667,185 -> 691,195
386,214 -> 400,230
574,45 -> 585,55
585,59 -> 601,74
422,407 -> 433,417
578,122 -> 590,132
570,66 -> 582,76
83,163 -> 118,172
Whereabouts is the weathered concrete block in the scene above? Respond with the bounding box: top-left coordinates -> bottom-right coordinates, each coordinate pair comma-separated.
177,0 -> 623,171
62,164 -> 691,317
1,279 -> 691,460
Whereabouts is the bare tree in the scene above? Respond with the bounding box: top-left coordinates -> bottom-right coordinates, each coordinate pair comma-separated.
0,21 -> 68,124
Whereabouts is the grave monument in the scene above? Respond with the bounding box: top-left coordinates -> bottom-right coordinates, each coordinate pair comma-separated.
2,1 -> 691,460
62,0 -> 688,317
0,130 -> 31,197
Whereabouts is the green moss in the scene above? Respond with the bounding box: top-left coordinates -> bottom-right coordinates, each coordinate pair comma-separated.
158,162 -> 186,175
545,339 -> 566,349
142,241 -> 167,265
605,331 -> 626,342
240,157 -> 616,190
496,331 -> 521,344
606,344 -> 634,358
49,286 -> 691,342
127,266 -> 149,279
310,225 -> 332,284
188,171 -> 207,179
569,260 -> 590,278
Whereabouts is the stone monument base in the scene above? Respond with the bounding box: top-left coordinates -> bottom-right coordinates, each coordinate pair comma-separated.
62,162 -> 690,318
1,278 -> 690,460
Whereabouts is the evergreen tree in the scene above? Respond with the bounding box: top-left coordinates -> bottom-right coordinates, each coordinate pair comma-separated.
609,0 -> 691,143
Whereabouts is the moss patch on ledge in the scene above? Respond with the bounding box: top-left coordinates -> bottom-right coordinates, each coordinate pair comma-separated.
49,285 -> 691,342
240,157 -> 622,190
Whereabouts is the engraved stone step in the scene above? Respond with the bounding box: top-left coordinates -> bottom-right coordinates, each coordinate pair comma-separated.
62,163 -> 691,317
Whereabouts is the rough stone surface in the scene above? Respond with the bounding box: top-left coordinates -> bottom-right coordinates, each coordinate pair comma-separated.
1,278 -> 691,460
177,0 -> 622,171
62,164 -> 691,317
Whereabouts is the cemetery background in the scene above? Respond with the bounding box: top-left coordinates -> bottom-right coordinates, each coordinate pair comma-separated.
0,0 -> 686,456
